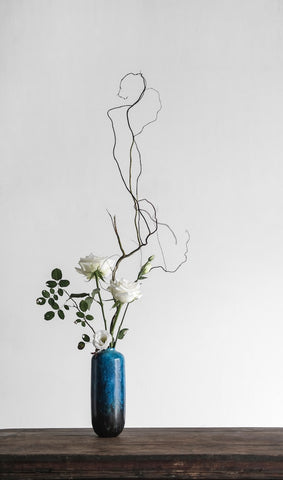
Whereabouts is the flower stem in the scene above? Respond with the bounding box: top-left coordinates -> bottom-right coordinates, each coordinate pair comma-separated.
95,273 -> 107,330
113,303 -> 129,348
110,303 -> 122,345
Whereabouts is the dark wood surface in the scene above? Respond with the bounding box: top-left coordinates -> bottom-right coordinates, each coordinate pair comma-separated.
1,428 -> 283,479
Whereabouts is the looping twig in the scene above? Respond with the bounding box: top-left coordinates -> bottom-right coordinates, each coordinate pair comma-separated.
107,73 -> 189,281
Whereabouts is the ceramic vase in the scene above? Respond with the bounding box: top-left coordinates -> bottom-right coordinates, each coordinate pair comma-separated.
91,348 -> 125,437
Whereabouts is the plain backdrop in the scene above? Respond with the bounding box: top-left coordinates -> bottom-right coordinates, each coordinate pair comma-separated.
1,0 -> 283,428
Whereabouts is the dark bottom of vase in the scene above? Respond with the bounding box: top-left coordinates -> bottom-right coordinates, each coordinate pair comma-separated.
92,417 -> 125,437
94,429 -> 123,438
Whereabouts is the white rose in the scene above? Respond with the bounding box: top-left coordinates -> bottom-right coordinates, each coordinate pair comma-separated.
107,278 -> 142,304
93,330 -> 112,351
75,254 -> 114,280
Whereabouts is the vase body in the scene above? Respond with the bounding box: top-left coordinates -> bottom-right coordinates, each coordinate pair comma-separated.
91,348 -> 125,437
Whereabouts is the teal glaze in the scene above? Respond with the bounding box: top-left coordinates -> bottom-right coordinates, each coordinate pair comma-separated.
91,348 -> 125,437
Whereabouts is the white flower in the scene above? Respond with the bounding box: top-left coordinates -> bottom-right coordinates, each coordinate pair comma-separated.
93,330 -> 112,351
108,278 -> 142,304
75,254 -> 114,280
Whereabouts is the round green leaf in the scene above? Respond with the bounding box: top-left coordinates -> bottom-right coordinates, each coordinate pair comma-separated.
44,311 -> 55,320
76,311 -> 84,318
77,341 -> 85,350
85,297 -> 93,309
48,298 -> 59,310
59,279 -> 70,287
58,288 -> 64,296
79,300 -> 88,312
86,314 -> 94,321
53,294 -> 58,301
36,297 -> 46,305
42,290 -> 50,298
58,309 -> 65,319
52,268 -> 62,281
81,321 -> 86,327
64,305 -> 70,310
50,288 -> 55,294
82,334 -> 90,342
46,280 -> 57,288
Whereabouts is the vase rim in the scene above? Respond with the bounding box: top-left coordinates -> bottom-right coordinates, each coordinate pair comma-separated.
98,347 -> 116,352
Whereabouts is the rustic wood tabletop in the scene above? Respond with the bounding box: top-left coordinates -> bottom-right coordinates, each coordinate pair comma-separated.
1,427 -> 283,479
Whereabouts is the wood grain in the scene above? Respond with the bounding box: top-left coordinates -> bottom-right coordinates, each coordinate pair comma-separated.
1,428 -> 283,479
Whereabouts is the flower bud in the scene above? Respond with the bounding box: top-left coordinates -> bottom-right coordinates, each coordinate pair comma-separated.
143,262 -> 152,274
137,255 -> 154,279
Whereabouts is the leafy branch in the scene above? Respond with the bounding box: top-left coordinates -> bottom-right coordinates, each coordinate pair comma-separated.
36,268 -> 96,350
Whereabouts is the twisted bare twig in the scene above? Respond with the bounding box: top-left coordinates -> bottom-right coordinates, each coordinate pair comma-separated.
107,72 -> 189,280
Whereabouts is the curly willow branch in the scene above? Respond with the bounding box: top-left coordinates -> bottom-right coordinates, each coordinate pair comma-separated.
151,230 -> 190,274
107,72 -> 189,280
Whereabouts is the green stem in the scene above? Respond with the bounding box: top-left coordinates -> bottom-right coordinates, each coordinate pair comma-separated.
110,303 -> 122,345
113,303 -> 129,348
95,273 -> 107,330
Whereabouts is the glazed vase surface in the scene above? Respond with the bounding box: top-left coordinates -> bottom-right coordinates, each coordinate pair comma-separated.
91,348 -> 125,437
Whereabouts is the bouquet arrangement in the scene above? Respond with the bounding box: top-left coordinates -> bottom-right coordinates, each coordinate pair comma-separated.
36,73 -> 189,353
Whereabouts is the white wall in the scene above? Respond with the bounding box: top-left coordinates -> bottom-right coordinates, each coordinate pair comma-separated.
1,0 -> 283,428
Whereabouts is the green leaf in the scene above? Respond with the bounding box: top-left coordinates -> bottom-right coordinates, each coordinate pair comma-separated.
44,311 -> 55,320
53,294 -> 58,301
59,279 -> 70,287
64,304 -> 70,310
82,334 -> 90,342
42,290 -> 50,298
58,309 -> 65,319
85,297 -> 93,310
118,328 -> 129,340
96,270 -> 104,281
76,311 -> 85,318
46,280 -> 57,288
36,297 -> 46,305
74,319 -> 81,324
70,293 -> 88,298
86,314 -> 94,321
48,298 -> 59,310
91,288 -> 100,297
52,268 -> 62,281
112,300 -> 121,309
58,288 -> 64,296
50,288 -> 55,294
79,300 -> 88,312
81,321 -> 86,327
77,341 -> 85,350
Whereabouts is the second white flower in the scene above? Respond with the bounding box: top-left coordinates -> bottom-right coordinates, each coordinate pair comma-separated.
108,278 -> 142,304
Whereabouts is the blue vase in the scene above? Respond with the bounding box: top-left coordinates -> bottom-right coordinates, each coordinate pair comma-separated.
91,348 -> 125,437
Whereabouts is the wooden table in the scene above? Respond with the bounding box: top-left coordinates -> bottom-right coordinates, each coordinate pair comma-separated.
1,428 -> 283,479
